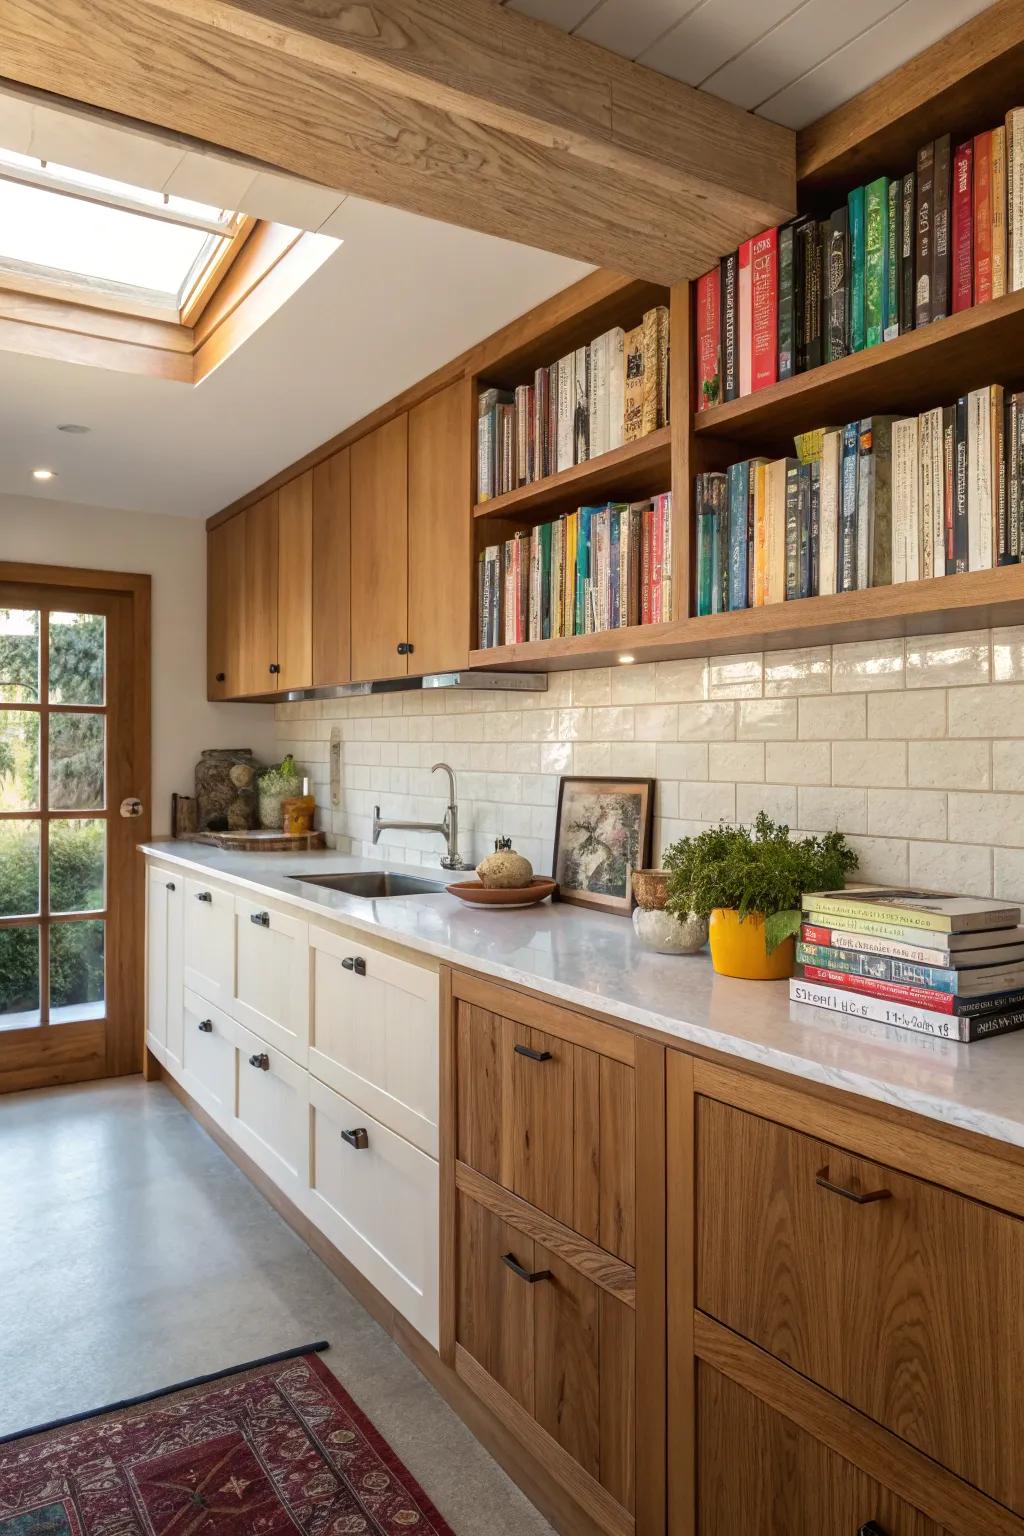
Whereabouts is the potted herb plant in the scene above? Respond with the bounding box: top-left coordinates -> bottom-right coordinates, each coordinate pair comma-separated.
662,813 -> 858,980
258,753 -> 301,830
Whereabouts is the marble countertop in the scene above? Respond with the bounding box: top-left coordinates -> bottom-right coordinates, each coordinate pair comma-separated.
140,840 -> 1024,1151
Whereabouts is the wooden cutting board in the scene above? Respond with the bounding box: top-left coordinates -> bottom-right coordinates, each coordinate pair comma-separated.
187,829 -> 327,852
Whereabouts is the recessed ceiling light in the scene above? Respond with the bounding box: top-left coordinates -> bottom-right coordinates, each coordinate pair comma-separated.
57,423 -> 90,433
32,467 -> 56,481
618,653 -> 635,665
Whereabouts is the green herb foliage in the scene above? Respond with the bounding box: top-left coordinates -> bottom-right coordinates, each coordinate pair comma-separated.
663,813 -> 858,953
259,753 -> 301,796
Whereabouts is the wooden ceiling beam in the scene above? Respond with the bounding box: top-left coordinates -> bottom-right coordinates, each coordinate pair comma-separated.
0,0 -> 796,283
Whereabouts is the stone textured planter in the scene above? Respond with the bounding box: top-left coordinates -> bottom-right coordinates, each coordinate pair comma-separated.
632,906 -> 708,954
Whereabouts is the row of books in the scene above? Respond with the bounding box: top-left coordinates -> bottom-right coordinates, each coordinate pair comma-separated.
477,494 -> 672,648
696,107 -> 1024,406
790,886 -> 1024,1043
477,306 -> 669,502
695,384 -> 1022,612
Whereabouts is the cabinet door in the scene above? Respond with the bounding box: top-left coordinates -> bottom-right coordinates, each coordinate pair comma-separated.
350,413 -> 408,682
698,1364 -> 946,1536
183,877 -> 235,1009
309,925 -> 439,1155
277,471 -> 313,691
181,989 -> 237,1125
207,514 -> 244,699
408,382 -> 471,674
233,896 -> 310,1066
239,492 -> 279,696
312,448 -> 351,687
306,1076 -> 439,1347
146,867 -> 169,1054
232,1019 -> 310,1199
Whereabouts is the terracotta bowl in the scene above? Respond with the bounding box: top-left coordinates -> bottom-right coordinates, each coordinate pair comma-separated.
632,868 -> 669,911
446,877 -> 558,910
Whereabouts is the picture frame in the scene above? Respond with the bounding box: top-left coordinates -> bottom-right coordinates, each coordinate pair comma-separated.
552,776 -> 654,915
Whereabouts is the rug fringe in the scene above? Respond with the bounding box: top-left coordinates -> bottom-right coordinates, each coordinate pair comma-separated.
0,1340 -> 330,1446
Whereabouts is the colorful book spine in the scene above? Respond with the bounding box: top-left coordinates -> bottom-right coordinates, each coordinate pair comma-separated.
1009,108 -> 1024,292
839,421 -> 859,592
952,140 -> 974,312
826,207 -> 849,361
818,430 -> 841,597
696,271 -> 721,410
864,176 -> 888,346
784,460 -> 801,601
975,129 -> 994,304
799,963 -> 1024,1017
932,132 -> 952,320
847,187 -> 866,352
885,178 -> 901,338
720,250 -> 739,402
737,239 -> 752,397
727,460 -> 750,610
800,922 -> 1018,966
777,225 -> 796,380
992,123 -> 1008,300
900,169 -> 916,333
954,394 -> 969,573
750,227 -> 778,392
795,943 -> 1023,994
915,140 -> 935,326
790,978 -> 1024,1042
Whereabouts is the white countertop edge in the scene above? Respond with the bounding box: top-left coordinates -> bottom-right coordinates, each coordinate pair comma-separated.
139,842 -> 1024,1153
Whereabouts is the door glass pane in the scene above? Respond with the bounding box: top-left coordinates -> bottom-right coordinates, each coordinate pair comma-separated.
49,818 -> 106,914
0,608 -> 39,702
49,611 -> 105,705
0,710 -> 39,809
49,712 -> 105,809
0,820 -> 40,917
0,925 -> 40,1027
50,919 -> 105,1019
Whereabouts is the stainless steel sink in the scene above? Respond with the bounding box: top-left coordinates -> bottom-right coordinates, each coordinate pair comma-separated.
288,870 -> 446,898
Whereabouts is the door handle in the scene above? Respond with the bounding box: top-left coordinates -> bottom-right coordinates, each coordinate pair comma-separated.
341,1128 -> 369,1150
501,1252 -> 551,1284
514,1043 -> 552,1062
166,881 -> 176,891
248,1052 -> 270,1071
195,891 -> 212,903
198,1019 -> 213,1033
816,1167 -> 892,1205
341,956 -> 366,976
250,910 -> 270,927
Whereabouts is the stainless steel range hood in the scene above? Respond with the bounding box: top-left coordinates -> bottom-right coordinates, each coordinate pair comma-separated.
278,671 -> 547,702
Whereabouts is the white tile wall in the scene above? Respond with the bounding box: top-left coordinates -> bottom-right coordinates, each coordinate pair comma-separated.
275,626 -> 1024,904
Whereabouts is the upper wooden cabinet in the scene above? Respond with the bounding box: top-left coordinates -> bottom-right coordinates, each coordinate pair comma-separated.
277,471 -> 313,692
408,381 -> 471,675
207,511 -> 244,699
350,412 -> 410,684
312,448 -> 351,688
239,492 -> 279,697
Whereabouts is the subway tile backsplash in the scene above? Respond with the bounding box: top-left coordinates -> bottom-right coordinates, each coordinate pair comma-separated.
275,627 -> 1024,904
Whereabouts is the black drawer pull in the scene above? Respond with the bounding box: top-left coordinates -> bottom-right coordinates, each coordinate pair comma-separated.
341,956 -> 367,976
514,1043 -> 552,1062
195,891 -> 212,903
341,1128 -> 369,1150
396,641 -> 414,655
858,1524 -> 887,1536
166,881 -> 176,891
501,1252 -> 551,1284
248,1052 -> 270,1071
198,1019 -> 213,1033
250,910 -> 270,927
816,1166 -> 892,1206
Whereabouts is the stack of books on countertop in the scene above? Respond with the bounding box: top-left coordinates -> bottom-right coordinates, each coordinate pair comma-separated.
790,886 -> 1024,1042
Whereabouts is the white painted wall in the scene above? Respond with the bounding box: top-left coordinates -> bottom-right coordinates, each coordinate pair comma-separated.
0,494 -> 276,834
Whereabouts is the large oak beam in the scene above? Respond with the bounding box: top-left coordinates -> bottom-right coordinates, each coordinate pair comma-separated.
0,0 -> 795,283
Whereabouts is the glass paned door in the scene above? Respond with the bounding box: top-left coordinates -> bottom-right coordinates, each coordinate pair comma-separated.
0,605 -> 109,1027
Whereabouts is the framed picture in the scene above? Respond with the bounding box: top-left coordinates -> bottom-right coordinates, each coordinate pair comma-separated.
552,776 -> 654,915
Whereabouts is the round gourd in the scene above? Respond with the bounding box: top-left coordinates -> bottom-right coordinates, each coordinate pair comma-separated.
476,839 -> 534,889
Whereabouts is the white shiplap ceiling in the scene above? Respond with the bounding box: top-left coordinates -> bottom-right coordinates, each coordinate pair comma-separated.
504,0 -> 995,128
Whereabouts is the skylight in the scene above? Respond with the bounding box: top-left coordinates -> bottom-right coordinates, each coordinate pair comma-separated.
0,150 -> 239,307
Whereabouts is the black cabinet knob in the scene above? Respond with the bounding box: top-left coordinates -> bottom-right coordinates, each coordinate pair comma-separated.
215,672 -> 226,683
341,956 -> 366,976
250,910 -> 270,927
166,881 -> 176,891
196,891 -> 212,903
248,1052 -> 270,1071
269,662 -> 281,674
396,641 -> 414,655
341,1128 -> 369,1150
858,1524 -> 888,1536
198,1019 -> 213,1033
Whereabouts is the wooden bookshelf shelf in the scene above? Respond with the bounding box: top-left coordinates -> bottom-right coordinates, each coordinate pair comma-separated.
473,426 -> 672,522
693,288 -> 1024,456
470,565 -> 1024,671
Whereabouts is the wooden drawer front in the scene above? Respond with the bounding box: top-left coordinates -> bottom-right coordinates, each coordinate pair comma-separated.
698,1363 -> 945,1536
184,877 -> 235,1008
306,1076 -> 438,1347
697,1097 -> 1024,1515
181,989 -> 236,1126
233,896 -> 310,1065
232,1019 -> 310,1199
456,1190 -> 635,1514
456,999 -> 635,1260
309,927 -> 439,1156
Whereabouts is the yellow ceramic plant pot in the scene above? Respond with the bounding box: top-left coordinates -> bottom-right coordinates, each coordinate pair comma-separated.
708,908 -> 795,980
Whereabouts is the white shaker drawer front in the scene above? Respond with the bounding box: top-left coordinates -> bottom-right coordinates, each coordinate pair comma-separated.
184,878 -> 235,1008
309,927 -> 439,1157
181,989 -> 237,1127
233,897 -> 310,1066
306,1076 -> 439,1348
232,1019 -> 310,1200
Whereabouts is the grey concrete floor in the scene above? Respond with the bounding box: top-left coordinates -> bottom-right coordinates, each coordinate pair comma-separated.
0,1075 -> 553,1535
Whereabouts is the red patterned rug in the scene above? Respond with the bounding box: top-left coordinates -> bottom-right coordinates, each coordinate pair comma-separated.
0,1349 -> 455,1534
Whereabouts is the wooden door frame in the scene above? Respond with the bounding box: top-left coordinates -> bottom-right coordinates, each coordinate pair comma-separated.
0,561 -> 151,1093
